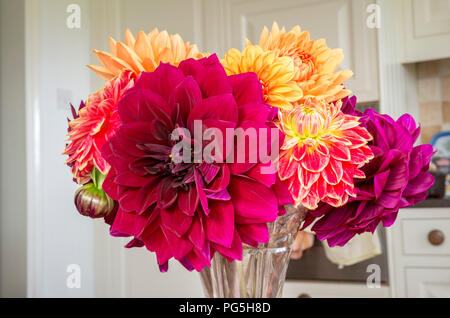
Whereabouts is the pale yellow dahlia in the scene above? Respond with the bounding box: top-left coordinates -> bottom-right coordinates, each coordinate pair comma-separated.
277,98 -> 374,210
249,22 -> 353,104
88,28 -> 204,81
221,45 -> 302,110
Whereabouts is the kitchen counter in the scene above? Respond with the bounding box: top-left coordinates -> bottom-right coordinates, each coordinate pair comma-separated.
409,198 -> 450,208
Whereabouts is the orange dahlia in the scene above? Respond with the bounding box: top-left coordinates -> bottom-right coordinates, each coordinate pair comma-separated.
63,71 -> 135,184
221,45 -> 302,110
277,98 -> 374,209
88,28 -> 204,81
249,22 -> 353,104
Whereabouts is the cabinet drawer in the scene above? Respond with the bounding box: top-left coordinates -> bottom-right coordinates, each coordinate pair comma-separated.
401,218 -> 450,256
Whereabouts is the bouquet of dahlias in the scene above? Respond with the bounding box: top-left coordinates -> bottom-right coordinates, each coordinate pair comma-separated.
63,24 -> 433,292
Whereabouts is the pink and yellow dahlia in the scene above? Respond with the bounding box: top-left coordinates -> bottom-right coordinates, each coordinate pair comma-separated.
63,71 -> 135,184
221,45 -> 302,110
277,98 -> 374,209
249,22 -> 353,103
88,28 -> 204,81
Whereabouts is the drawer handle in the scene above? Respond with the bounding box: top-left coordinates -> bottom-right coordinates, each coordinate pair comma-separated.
428,229 -> 445,246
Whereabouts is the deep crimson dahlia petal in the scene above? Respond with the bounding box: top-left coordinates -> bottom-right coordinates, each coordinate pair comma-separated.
161,225 -> 193,261
118,189 -> 139,212
178,184 -> 199,216
115,170 -> 151,188
169,76 -> 202,125
187,94 -> 238,131
273,176 -> 294,208
228,73 -> 264,105
205,200 -> 235,248
179,55 -> 232,97
186,245 -> 211,272
160,206 -> 193,237
103,55 -> 291,272
246,162 -> 276,188
118,89 -> 172,126
211,230 -> 243,262
119,121 -> 167,145
145,229 -> 173,266
194,168 -> 210,215
205,165 -> 230,194
188,215 -> 205,250
236,223 -> 270,246
157,178 -> 178,209
125,238 -> 145,248
110,208 -> 136,237
134,177 -> 160,214
147,63 -> 185,100
229,176 -> 278,222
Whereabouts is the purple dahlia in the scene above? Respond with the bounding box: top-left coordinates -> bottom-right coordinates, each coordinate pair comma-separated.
101,54 -> 293,272
302,96 -> 435,247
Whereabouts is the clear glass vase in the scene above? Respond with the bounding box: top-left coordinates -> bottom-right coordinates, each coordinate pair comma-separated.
200,205 -> 307,298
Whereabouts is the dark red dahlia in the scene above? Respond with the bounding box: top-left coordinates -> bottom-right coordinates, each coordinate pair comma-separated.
101,55 -> 292,272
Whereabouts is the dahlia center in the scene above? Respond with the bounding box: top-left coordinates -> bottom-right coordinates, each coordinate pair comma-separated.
295,51 -> 315,80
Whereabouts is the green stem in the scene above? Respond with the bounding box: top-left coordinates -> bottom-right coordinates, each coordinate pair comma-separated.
90,167 -> 106,190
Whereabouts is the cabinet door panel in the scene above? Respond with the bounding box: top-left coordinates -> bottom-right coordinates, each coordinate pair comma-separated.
208,0 -> 379,102
403,0 -> 450,62
413,0 -> 450,38
406,267 -> 450,298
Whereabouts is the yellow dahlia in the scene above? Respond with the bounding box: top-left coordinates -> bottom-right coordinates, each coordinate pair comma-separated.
88,28 -> 204,81
221,45 -> 302,110
277,98 -> 374,209
249,22 -> 353,104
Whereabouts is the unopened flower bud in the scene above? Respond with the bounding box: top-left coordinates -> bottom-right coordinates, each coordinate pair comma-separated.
74,167 -> 115,218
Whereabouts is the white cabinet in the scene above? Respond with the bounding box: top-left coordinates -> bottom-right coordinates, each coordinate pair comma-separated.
201,0 -> 379,102
401,0 -> 450,63
405,268 -> 450,297
283,281 -> 390,298
387,208 -> 450,297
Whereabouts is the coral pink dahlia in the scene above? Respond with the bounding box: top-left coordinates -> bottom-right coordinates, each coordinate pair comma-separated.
101,55 -> 292,272
277,98 -> 374,210
64,71 -> 135,184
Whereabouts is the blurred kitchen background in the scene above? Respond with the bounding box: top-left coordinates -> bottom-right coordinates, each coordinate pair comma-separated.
1,0 -> 450,298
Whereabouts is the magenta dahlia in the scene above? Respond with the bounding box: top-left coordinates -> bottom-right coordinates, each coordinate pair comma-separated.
302,96 -> 434,247
101,54 -> 292,272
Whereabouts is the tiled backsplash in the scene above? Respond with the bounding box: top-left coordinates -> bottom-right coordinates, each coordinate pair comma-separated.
417,59 -> 450,144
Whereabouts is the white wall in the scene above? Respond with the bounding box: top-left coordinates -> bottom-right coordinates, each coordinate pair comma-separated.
26,0 -> 95,297
0,0 -> 27,297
